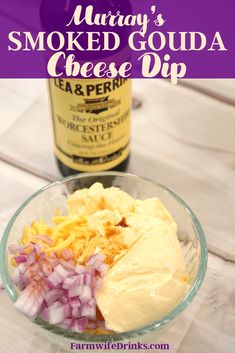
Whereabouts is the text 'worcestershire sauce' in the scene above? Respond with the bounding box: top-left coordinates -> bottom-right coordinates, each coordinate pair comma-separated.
49,78 -> 131,175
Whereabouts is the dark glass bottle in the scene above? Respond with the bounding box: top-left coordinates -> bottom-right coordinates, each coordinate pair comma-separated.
56,154 -> 130,176
41,0 -> 132,176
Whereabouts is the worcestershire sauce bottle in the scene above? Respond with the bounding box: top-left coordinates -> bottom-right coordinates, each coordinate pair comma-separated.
49,78 -> 131,176
41,0 -> 132,176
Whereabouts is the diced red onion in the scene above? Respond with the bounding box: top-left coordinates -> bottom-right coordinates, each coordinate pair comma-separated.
59,318 -> 73,329
18,263 -> 27,274
55,264 -> 70,278
19,270 -> 31,289
14,279 -> 49,318
84,273 -> 92,286
15,291 -> 41,318
30,261 -> 40,271
44,278 -> 54,290
10,245 -> 107,333
75,265 -> 86,274
51,301 -> 62,309
71,318 -> 88,333
62,276 -> 76,290
39,252 -> 46,259
68,284 -> 83,298
87,298 -> 96,306
44,289 -> 64,306
59,259 -> 76,273
60,294 -> 68,304
41,261 -> 53,276
47,264 -> 69,286
46,255 -> 60,267
27,252 -> 36,266
40,307 -> 49,321
11,267 -> 20,286
47,272 -> 63,287
34,273 -> 44,282
97,263 -> 109,276
79,273 -> 85,285
32,235 -> 54,245
30,242 -> 41,254
15,255 -> 27,264
81,302 -> 96,319
71,306 -> 81,318
48,304 -> 67,324
79,285 -> 92,303
86,253 -> 106,267
41,301 -> 63,322
64,303 -> 71,318
60,248 -> 73,259
9,244 -> 28,256
70,296 -> 81,307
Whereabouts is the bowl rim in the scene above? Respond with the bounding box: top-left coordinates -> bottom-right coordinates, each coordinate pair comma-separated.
0,171 -> 208,342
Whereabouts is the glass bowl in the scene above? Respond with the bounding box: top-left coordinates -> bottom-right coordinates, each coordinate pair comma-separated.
0,172 -> 207,344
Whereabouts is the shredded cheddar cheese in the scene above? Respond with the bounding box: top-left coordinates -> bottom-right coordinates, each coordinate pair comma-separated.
19,214 -> 128,267
18,182 -> 179,269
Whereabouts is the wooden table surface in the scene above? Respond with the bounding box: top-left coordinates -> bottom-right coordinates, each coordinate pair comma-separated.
0,79 -> 235,353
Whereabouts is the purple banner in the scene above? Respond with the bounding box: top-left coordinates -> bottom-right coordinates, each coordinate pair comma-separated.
0,0 -> 234,81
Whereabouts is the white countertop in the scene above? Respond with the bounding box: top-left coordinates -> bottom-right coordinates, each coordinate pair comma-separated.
0,78 -> 235,353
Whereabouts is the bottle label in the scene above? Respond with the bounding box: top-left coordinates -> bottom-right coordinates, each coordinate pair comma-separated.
49,78 -> 131,172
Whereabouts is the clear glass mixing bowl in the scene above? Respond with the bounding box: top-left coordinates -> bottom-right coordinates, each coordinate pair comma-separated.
0,172 -> 207,344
